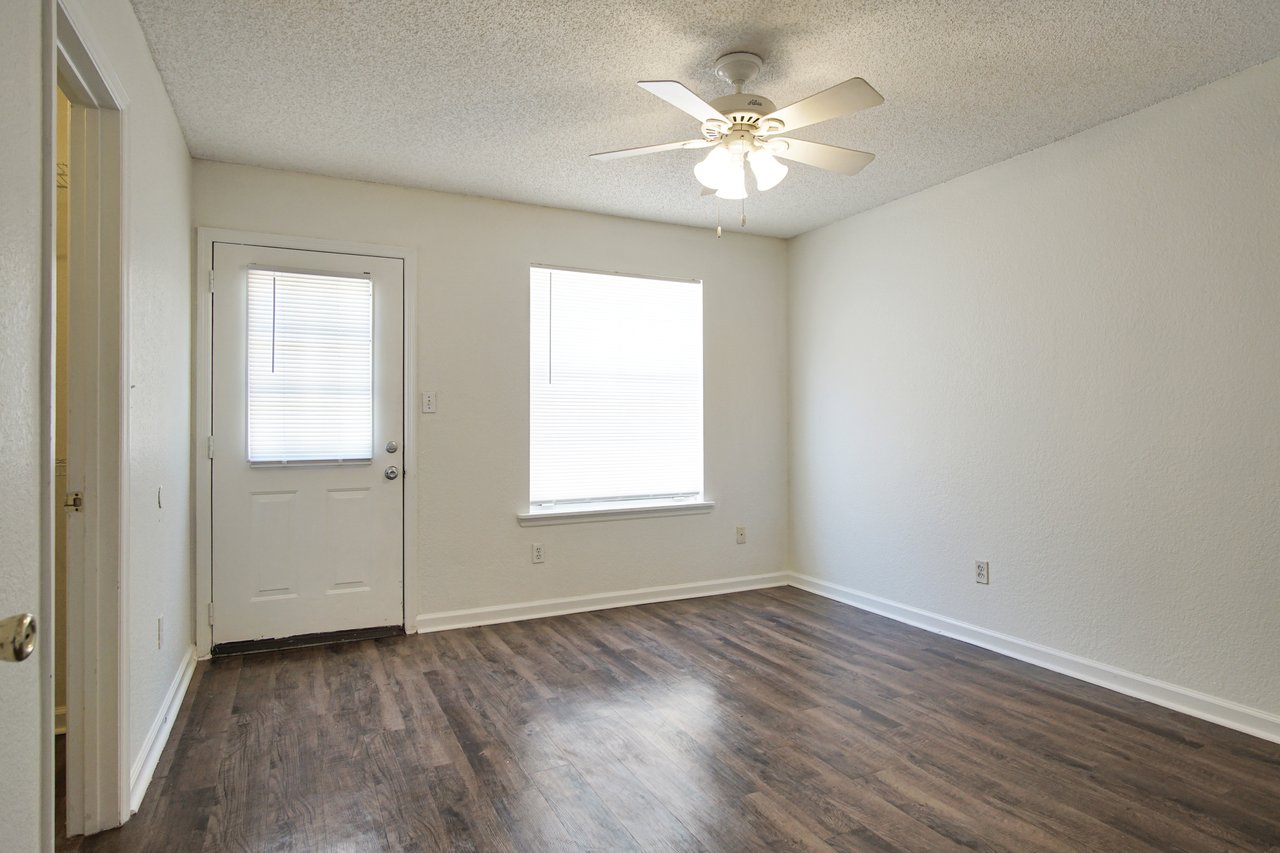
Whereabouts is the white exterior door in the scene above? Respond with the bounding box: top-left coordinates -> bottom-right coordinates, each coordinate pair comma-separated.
211,242 -> 404,646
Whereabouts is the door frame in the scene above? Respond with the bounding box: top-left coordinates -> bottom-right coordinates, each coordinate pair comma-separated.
194,229 -> 419,656
53,0 -> 132,836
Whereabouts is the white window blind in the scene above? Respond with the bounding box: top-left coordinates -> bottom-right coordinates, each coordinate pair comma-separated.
530,266 -> 703,505
246,268 -> 373,463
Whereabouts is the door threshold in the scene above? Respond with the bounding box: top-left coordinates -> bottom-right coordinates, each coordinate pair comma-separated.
211,625 -> 404,657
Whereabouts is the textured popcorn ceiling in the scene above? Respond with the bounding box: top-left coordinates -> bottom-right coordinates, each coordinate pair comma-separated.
130,0 -> 1280,238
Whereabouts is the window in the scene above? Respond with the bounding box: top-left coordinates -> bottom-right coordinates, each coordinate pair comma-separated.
526,265 -> 708,520
246,267 -> 373,463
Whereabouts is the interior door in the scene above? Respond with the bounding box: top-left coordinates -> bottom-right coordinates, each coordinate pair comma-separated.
3,3 -> 49,846
211,242 -> 404,646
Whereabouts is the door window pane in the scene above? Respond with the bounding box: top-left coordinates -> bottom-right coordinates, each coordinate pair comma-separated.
246,268 -> 373,462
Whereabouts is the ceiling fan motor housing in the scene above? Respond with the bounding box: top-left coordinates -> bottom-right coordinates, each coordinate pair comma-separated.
710,92 -> 777,123
700,52 -> 782,141
703,93 -> 780,140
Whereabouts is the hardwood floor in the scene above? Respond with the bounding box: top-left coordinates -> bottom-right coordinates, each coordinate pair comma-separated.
63,588 -> 1280,851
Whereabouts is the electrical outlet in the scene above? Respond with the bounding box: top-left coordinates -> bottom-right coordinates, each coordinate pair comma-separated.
532,543 -> 545,564
975,561 -> 990,585
735,525 -> 747,545
157,616 -> 163,648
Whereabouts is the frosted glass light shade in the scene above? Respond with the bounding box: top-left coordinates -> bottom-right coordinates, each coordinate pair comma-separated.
747,149 -> 788,191
714,153 -> 748,200
694,145 -> 733,189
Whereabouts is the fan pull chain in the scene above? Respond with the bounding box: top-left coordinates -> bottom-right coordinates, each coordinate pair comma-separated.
715,199 -> 722,238
740,198 -> 747,228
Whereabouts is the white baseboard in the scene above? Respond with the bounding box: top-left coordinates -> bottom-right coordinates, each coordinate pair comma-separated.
790,573 -> 1280,745
129,646 -> 197,813
416,572 -> 789,633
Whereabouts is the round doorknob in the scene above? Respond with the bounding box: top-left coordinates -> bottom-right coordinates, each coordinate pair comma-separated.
384,466 -> 399,480
0,613 -> 36,663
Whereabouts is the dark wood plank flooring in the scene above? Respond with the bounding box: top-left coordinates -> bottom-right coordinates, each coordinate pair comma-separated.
61,587 -> 1280,851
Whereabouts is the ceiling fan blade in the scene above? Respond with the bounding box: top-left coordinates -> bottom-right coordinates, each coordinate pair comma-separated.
762,77 -> 883,134
590,139 -> 714,161
638,81 -> 729,124
772,138 -> 875,176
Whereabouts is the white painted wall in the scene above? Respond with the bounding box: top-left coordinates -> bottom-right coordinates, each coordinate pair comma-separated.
0,2 -> 52,846
66,0 -> 195,773
790,58 -> 1280,717
194,162 -> 790,621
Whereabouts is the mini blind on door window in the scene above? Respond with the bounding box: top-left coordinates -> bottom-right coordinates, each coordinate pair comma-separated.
246,268 -> 374,463
530,266 -> 703,504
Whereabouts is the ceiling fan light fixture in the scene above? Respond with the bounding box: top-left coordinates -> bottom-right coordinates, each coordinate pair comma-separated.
713,153 -> 748,200
747,148 -> 788,191
694,144 -> 733,190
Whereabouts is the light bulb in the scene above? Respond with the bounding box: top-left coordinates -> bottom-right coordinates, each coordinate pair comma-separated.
747,149 -> 788,192
714,153 -> 747,200
694,145 -> 733,190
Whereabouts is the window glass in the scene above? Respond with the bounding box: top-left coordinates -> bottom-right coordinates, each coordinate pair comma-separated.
247,268 -> 373,463
530,266 -> 703,504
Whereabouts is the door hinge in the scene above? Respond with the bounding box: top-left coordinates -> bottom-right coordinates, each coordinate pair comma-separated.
207,435 -> 214,459
207,602 -> 214,626
208,269 -> 215,293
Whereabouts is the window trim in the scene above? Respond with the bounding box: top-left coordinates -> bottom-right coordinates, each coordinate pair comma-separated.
529,262 -> 701,286
517,497 -> 715,527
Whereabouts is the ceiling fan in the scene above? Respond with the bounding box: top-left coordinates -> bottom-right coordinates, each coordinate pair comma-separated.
591,52 -> 883,199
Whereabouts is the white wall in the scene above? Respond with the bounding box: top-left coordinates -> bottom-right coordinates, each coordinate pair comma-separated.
0,2 -> 52,847
790,57 -> 1280,719
67,0 -> 195,774
194,162 -> 790,622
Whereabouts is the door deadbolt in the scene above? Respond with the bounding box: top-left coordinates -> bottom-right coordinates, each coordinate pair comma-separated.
0,613 -> 36,663
385,440 -> 399,454
384,466 -> 399,480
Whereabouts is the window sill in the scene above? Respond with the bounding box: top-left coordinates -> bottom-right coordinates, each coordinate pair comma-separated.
517,498 -> 715,526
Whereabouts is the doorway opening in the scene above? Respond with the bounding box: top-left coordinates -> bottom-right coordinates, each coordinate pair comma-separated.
54,2 -> 130,838
54,81 -> 71,847
208,243 -> 406,650
195,230 -> 420,657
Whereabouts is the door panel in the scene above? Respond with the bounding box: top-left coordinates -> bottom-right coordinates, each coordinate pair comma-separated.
0,3 -> 48,847
247,491 -> 298,600
211,243 -> 404,644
